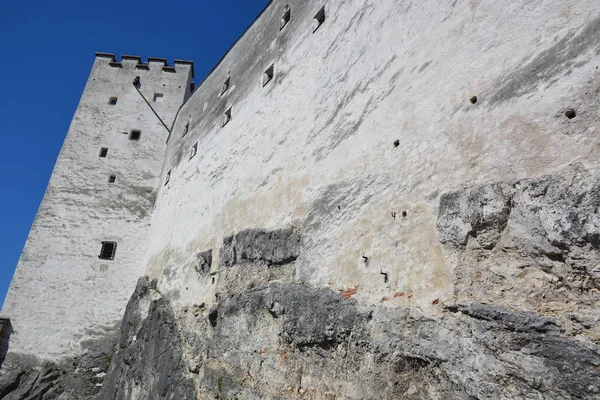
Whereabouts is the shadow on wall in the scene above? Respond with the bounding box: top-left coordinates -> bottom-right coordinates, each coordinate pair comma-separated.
0,317 -> 12,369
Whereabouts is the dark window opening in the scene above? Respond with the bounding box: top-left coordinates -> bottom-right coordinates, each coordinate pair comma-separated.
108,175 -> 116,183
182,122 -> 189,137
129,130 -> 141,141
263,64 -> 275,87
190,142 -> 198,160
313,7 -> 325,32
165,170 -> 171,185
221,77 -> 230,96
99,241 -> 117,260
280,7 -> 291,30
402,211 -> 407,218
109,97 -> 118,105
153,93 -> 164,103
393,140 -> 400,148
470,96 -> 478,104
99,148 -> 108,158
222,107 -> 232,127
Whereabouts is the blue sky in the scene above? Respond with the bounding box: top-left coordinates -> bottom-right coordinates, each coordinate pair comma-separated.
0,0 -> 270,307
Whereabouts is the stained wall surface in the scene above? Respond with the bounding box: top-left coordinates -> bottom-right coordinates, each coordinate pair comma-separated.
145,0 -> 600,315
2,54 -> 193,358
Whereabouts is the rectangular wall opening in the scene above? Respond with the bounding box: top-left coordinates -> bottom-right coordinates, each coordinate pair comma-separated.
222,107 -> 232,127
263,64 -> 275,87
280,7 -> 291,30
99,241 -> 117,260
109,97 -> 118,105
99,148 -> 108,158
190,142 -> 198,160
129,130 -> 141,141
221,77 -> 230,96
108,175 -> 116,183
313,7 -> 326,32
182,122 -> 189,138
153,93 -> 164,103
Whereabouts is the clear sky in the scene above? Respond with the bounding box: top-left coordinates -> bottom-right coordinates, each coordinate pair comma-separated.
0,0 -> 270,308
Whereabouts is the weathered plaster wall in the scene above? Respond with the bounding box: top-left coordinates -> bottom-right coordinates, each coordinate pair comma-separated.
1,54 -> 193,358
146,0 -> 600,316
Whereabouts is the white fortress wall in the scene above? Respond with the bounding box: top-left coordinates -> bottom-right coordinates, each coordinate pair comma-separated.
2,54 -> 193,358
145,0 -> 600,313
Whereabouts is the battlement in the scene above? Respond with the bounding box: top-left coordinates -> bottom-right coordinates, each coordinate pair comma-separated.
95,52 -> 194,78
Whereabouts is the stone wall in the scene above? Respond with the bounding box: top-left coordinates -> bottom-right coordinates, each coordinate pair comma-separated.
1,54 -> 193,358
146,0 -> 600,317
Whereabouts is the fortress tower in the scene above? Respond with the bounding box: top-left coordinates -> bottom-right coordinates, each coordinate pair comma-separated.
1,53 -> 193,358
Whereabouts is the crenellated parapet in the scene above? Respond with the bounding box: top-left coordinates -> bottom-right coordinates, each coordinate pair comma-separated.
94,52 -> 194,78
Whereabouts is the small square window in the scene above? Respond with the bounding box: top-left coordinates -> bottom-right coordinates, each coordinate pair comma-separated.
280,7 -> 291,30
108,175 -> 116,183
221,77 -> 230,96
263,64 -> 275,87
109,97 -> 118,105
190,142 -> 198,160
153,93 -> 164,103
313,7 -> 325,32
164,170 -> 171,185
182,122 -> 189,138
99,241 -> 117,260
222,107 -> 232,127
129,130 -> 141,141
99,148 -> 108,158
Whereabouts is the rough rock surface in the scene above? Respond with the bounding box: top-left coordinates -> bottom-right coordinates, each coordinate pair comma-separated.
437,165 -> 600,341
93,280 -> 599,399
96,278 -> 195,400
0,329 -> 116,400
220,228 -> 302,267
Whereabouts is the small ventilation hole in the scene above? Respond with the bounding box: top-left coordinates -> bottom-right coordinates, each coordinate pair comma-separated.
393,140 -> 400,148
565,109 -> 576,119
470,96 -> 478,104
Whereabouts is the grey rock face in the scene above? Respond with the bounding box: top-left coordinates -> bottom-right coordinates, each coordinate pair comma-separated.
195,249 -> 213,276
218,284 -> 370,351
438,166 -> 600,262
220,228 -> 302,267
0,329 -> 117,400
437,166 -> 600,327
96,278 -> 195,400
437,183 -> 511,249
97,279 -> 599,399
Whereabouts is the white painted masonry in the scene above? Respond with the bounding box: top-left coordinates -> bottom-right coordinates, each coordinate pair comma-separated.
2,54 -> 193,358
146,0 -> 600,314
